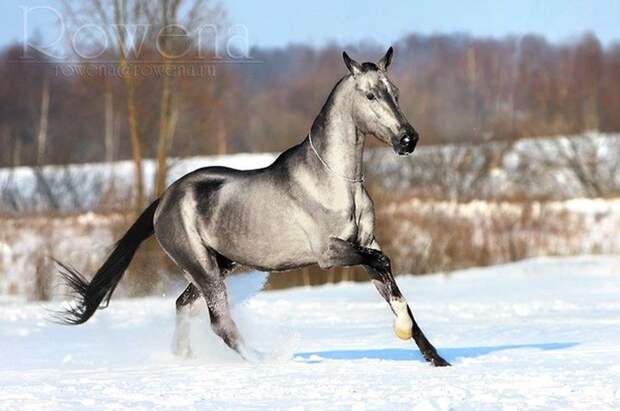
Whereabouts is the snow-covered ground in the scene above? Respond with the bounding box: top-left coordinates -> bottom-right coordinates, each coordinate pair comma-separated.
1,256 -> 619,410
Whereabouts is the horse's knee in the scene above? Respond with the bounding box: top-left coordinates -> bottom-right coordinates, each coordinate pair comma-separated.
373,252 -> 391,272
318,237 -> 362,269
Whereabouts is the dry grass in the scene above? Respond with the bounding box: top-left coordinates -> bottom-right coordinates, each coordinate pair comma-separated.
1,196 -> 619,299
373,193 -> 618,276
0,212 -> 182,301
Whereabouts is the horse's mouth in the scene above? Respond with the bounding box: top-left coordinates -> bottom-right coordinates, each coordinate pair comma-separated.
394,138 -> 417,156
395,144 -> 416,156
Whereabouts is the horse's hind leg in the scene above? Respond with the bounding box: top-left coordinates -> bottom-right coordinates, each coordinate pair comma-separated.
173,282 -> 200,357
195,263 -> 262,361
155,188 -> 256,361
166,244 -> 257,361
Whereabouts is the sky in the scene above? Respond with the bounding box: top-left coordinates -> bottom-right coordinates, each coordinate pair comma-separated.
1,0 -> 619,51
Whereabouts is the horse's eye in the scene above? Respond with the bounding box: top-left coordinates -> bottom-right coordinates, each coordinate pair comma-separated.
366,93 -> 375,100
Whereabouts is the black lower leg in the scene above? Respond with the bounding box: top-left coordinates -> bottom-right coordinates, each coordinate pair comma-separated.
407,306 -> 450,367
320,238 -> 450,367
366,266 -> 450,367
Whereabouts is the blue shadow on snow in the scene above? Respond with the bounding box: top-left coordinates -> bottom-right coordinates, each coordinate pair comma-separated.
295,342 -> 578,363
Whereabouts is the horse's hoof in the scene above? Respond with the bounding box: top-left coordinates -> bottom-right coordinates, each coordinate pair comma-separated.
395,327 -> 412,340
394,318 -> 413,340
428,354 -> 451,367
392,300 -> 413,340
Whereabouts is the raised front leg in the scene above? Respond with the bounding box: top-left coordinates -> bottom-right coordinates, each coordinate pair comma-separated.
319,237 -> 450,367
319,237 -> 391,272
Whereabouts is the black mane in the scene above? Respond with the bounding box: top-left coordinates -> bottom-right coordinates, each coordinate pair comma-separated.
361,62 -> 379,72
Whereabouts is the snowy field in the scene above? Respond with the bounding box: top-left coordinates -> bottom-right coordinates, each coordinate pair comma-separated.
1,256 -> 619,410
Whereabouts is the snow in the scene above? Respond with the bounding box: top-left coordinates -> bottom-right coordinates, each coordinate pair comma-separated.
1,256 -> 620,410
0,153 -> 277,212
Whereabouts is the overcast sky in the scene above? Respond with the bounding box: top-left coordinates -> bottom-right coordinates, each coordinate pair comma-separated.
2,0 -> 619,51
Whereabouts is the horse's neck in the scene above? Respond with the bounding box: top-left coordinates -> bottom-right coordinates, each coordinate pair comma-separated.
308,77 -> 364,182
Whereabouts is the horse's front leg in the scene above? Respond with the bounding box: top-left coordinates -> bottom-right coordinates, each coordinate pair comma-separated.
319,237 -> 450,367
366,264 -> 450,367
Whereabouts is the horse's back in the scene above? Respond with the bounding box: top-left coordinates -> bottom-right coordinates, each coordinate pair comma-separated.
155,163 -> 315,271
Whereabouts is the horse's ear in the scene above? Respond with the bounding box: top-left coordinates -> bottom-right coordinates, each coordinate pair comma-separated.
343,51 -> 362,77
378,46 -> 394,71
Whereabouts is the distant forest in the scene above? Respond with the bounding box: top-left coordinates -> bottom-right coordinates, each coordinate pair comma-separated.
1,31 -> 618,168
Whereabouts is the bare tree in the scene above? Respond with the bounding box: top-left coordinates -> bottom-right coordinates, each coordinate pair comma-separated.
554,135 -> 620,197
113,0 -> 145,210
152,0 -> 222,195
154,0 -> 182,196
516,134 -> 620,199
33,74 -> 61,211
62,0 -> 147,210
405,142 -> 512,201
63,0 -> 224,201
104,82 -> 116,163
36,77 -> 50,165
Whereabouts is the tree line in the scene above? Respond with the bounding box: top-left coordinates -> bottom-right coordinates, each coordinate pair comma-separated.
1,4 -> 618,209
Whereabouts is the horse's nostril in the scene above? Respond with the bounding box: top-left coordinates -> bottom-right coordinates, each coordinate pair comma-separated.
397,133 -> 418,154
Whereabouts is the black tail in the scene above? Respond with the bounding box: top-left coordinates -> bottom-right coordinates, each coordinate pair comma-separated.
56,199 -> 160,325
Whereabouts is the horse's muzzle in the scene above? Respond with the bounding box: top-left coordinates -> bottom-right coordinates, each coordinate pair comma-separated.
396,131 -> 419,155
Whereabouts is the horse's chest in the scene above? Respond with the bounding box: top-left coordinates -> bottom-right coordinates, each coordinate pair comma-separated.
323,205 -> 358,240
320,191 -> 364,241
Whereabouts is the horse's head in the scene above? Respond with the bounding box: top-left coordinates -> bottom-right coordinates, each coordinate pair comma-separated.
343,47 -> 419,156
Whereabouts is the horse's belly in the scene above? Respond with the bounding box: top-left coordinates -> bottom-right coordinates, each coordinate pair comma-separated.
206,195 -> 315,271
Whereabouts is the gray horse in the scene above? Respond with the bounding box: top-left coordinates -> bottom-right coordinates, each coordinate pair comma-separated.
57,47 -> 450,367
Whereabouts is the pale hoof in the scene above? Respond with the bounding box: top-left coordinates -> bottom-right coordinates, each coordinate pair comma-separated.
391,298 -> 413,340
394,315 -> 413,340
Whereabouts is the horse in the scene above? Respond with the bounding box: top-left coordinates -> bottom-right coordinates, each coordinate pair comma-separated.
57,47 -> 450,367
